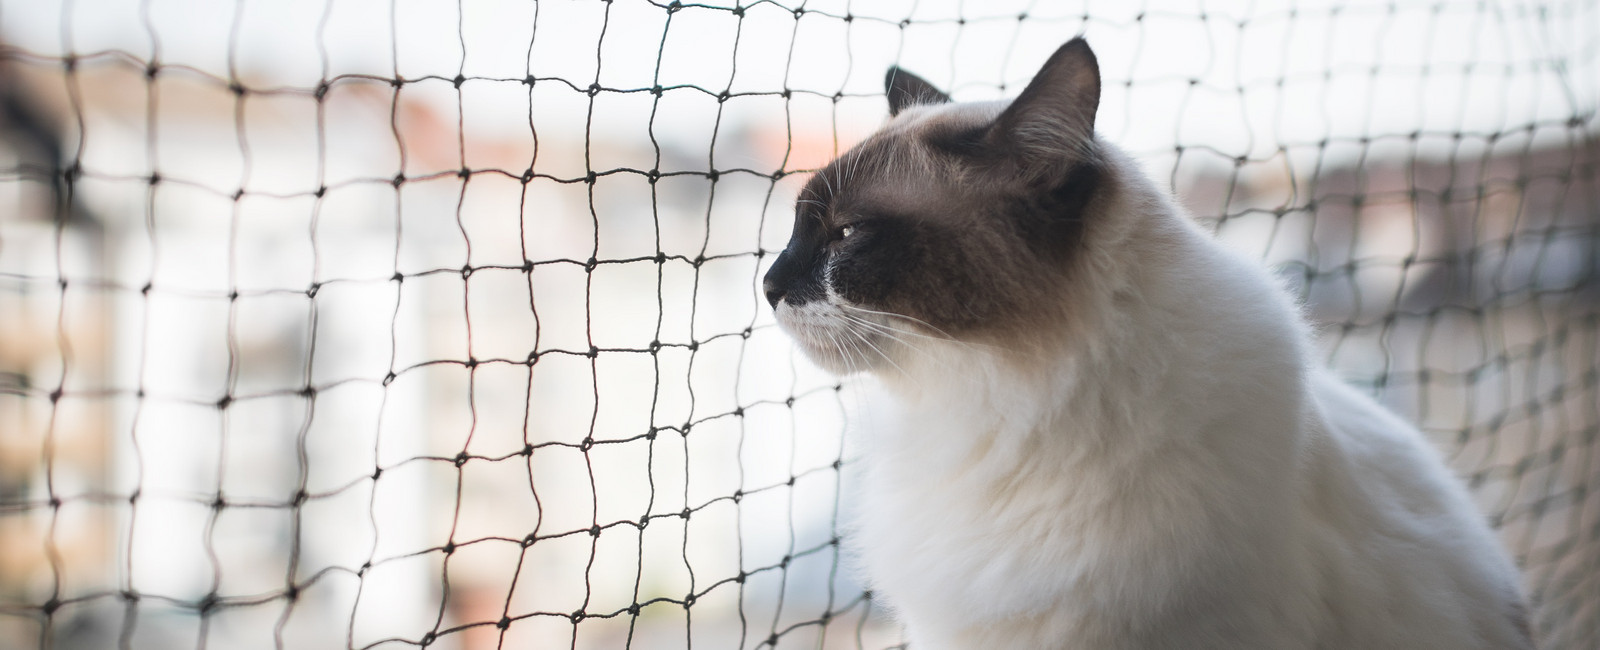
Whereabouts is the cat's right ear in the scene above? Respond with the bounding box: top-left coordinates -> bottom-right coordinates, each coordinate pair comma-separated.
992,37 -> 1101,174
885,67 -> 950,116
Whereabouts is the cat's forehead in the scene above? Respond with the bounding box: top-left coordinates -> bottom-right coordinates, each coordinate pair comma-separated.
799,100 -> 1007,215
884,99 -> 1006,134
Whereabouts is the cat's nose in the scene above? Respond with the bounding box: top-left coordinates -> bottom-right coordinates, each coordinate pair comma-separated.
764,278 -> 786,309
764,249 -> 797,309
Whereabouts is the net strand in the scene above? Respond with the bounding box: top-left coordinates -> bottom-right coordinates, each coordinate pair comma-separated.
0,1 -> 1595,649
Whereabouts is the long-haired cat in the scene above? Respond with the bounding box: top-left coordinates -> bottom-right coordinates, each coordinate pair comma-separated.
762,38 -> 1534,650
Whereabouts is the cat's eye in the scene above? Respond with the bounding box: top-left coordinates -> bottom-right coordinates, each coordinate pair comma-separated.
840,225 -> 856,239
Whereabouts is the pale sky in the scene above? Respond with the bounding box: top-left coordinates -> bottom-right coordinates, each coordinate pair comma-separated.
4,0 -> 1595,164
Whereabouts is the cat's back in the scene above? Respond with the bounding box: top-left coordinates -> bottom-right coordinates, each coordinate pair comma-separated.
1298,372 -> 1535,649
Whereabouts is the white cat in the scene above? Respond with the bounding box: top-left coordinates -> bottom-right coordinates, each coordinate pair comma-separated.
762,38 -> 1534,649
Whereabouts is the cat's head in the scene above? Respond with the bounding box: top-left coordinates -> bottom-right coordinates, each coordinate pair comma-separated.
763,38 -> 1108,375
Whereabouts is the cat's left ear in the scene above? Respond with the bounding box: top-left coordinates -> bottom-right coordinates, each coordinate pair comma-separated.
885,67 -> 950,116
992,37 -> 1101,172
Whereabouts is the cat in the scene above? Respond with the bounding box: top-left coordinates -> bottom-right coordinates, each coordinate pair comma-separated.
761,37 -> 1535,650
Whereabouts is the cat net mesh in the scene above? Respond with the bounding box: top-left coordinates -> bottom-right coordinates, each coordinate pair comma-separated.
0,0 -> 1595,648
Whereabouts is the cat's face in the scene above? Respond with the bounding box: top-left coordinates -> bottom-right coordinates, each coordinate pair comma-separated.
764,38 -> 1105,374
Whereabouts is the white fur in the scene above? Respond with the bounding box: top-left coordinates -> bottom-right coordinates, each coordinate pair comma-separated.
778,143 -> 1533,649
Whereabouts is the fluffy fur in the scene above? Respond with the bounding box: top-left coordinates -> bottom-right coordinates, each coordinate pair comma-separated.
764,38 -> 1533,649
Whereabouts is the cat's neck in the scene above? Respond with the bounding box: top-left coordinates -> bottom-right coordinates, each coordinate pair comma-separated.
874,147 -> 1310,464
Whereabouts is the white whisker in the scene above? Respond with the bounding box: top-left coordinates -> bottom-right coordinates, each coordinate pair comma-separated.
840,313 -> 936,350
841,316 -> 932,361
817,168 -> 836,200
834,324 -> 870,375
837,304 -> 996,352
839,313 -> 970,378
840,318 -> 913,381
823,328 -> 856,374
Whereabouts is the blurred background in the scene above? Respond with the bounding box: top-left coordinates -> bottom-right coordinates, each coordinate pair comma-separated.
0,0 -> 1595,648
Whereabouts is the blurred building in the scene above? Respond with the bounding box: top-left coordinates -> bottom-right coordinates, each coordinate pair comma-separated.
0,1 -> 1597,648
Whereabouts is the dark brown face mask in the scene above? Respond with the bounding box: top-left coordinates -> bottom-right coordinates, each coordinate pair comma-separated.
764,37 -> 1107,344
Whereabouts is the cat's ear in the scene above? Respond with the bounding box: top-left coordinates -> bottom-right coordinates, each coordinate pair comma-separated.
992,37 -> 1100,172
885,67 -> 950,116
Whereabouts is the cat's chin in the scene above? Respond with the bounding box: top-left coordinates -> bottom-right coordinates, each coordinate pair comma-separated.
773,301 -> 891,376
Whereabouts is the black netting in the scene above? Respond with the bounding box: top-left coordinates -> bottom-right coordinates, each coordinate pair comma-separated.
0,1 -> 1595,649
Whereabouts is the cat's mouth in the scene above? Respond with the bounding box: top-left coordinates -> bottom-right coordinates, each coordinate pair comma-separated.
773,300 -> 893,375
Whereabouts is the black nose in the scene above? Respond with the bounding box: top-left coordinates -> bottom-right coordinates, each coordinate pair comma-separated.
764,249 -> 802,309
764,277 -> 785,309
